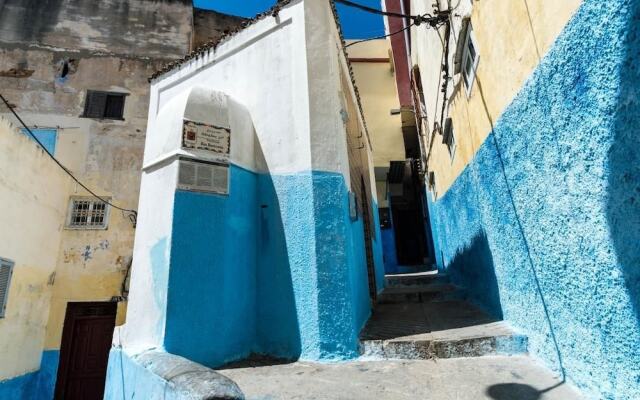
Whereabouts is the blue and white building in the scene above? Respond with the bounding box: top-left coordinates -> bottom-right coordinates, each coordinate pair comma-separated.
105,1 -> 386,395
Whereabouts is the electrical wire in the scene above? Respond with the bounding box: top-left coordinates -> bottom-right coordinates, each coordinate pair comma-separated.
335,0 -> 451,28
346,21 -> 416,48
334,0 -> 421,20
0,93 -> 138,228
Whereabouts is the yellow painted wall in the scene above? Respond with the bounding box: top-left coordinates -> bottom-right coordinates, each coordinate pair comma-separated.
347,39 -> 405,207
347,39 -> 405,168
410,0 -> 581,197
0,54 -> 149,358
0,117 -> 70,379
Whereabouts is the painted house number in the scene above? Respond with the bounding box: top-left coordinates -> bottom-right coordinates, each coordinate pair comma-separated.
182,119 -> 231,157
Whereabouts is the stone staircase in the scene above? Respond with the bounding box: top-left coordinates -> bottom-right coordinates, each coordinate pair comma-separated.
360,271 -> 528,360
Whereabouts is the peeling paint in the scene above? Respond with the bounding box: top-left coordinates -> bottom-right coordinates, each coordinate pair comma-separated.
81,245 -> 92,262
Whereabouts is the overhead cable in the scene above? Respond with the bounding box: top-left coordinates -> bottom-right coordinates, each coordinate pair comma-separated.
0,93 -> 138,228
346,21 -> 417,48
334,0 -> 417,19
335,0 -> 449,26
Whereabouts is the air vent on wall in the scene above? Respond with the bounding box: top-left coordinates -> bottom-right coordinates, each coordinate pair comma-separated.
0,258 -> 15,318
177,158 -> 229,195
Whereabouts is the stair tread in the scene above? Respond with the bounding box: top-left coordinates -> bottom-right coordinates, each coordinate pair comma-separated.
361,300 -> 518,341
359,300 -> 527,360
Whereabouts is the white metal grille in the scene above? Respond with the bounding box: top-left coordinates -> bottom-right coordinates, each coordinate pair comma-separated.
67,198 -> 110,229
177,158 -> 229,195
0,258 -> 14,318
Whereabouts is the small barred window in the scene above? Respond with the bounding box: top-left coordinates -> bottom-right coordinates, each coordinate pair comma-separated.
67,198 -> 110,229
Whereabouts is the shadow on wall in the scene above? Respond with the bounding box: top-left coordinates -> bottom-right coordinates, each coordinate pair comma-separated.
447,231 -> 503,320
608,0 -> 640,334
257,170 -> 302,359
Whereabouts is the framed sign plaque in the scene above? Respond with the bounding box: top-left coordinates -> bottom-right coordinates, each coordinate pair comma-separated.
182,120 -> 230,158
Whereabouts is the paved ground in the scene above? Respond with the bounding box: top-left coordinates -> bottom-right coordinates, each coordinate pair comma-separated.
218,355 -> 583,400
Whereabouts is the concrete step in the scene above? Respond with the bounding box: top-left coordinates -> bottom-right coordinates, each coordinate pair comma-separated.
359,301 -> 528,361
377,283 -> 465,304
360,329 -> 528,360
384,271 -> 449,288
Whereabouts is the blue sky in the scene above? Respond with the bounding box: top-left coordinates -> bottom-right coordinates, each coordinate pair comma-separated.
193,0 -> 385,39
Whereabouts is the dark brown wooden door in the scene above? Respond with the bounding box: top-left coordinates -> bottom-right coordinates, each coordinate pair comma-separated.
55,302 -> 117,400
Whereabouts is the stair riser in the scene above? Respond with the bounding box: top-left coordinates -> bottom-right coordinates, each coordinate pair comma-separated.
377,290 -> 466,304
360,335 -> 528,360
385,276 -> 449,288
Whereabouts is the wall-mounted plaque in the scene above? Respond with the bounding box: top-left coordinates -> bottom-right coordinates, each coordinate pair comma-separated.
182,119 -> 230,158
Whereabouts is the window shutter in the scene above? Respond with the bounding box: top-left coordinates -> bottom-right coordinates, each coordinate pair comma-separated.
454,18 -> 471,75
0,259 -> 14,318
104,94 -> 125,119
84,91 -> 108,118
442,117 -> 453,145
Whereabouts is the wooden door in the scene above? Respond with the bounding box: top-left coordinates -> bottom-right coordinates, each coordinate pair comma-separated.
54,302 -> 117,400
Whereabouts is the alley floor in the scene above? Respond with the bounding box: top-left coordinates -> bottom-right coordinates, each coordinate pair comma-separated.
218,355 -> 582,400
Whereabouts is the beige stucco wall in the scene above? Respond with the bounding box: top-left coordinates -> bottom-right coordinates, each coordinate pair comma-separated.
0,117 -> 70,380
0,51 -> 155,353
411,0 -> 581,197
347,39 -> 405,168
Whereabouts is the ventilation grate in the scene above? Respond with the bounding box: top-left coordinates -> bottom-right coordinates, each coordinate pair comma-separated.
178,158 -> 229,195
0,258 -> 15,318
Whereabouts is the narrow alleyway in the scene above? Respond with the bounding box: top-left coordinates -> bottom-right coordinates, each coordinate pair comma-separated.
360,271 -> 526,359
217,272 -> 583,399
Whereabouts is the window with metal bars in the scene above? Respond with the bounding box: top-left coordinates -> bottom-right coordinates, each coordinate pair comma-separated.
0,258 -> 14,319
82,90 -> 126,120
66,197 -> 110,229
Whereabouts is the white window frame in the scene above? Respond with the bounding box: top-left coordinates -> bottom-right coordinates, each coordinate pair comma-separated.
66,197 -> 111,230
0,258 -> 15,319
461,24 -> 480,96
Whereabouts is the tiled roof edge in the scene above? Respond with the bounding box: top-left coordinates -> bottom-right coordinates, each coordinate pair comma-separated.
149,0 -> 372,150
149,0 -> 295,82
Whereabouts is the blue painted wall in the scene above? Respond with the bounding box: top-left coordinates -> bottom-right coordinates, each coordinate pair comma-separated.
0,350 -> 59,400
162,167 -> 377,367
257,171 -> 374,360
34,351 -> 60,400
0,369 -> 38,399
20,128 -> 57,155
381,221 -> 401,274
165,165 -> 258,368
104,349 -> 175,400
427,1 -> 640,398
